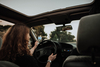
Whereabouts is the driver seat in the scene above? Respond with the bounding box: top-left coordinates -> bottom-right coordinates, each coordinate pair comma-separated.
62,14 -> 100,67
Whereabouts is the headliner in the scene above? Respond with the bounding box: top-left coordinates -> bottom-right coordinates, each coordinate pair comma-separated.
0,0 -> 97,27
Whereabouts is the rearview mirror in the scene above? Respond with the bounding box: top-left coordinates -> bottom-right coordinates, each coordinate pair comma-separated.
56,25 -> 72,31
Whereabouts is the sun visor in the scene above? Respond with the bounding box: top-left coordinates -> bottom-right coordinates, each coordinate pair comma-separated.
77,14 -> 100,55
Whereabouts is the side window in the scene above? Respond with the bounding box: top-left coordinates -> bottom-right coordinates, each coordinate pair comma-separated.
0,19 -> 14,38
28,37 -> 33,49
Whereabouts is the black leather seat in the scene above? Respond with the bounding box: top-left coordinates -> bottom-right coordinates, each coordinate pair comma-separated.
62,14 -> 100,67
0,61 -> 19,67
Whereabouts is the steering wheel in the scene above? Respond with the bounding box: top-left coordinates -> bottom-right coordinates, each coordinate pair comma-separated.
34,40 -> 57,63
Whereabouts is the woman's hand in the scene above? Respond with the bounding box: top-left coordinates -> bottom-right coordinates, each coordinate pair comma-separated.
30,41 -> 39,56
34,41 -> 39,48
48,53 -> 57,61
45,53 -> 57,67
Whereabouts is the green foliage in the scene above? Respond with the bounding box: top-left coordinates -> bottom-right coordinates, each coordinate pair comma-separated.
50,29 -> 75,42
67,32 -> 75,42
0,25 -> 11,37
0,25 -> 11,32
33,25 -> 47,40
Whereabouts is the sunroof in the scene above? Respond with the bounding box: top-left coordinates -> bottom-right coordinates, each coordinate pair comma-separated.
0,0 -> 93,16
0,19 -> 14,26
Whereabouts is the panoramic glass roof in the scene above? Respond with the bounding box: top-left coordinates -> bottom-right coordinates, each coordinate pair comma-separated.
1,0 -> 93,16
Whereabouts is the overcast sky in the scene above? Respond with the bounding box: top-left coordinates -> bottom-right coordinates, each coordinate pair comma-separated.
0,0 -> 93,39
0,19 -> 14,26
0,0 -> 93,16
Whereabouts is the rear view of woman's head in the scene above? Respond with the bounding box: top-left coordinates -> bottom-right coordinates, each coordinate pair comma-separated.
0,24 -> 30,62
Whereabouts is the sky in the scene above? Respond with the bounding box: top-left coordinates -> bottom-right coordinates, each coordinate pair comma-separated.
0,0 -> 93,39
0,19 -> 14,26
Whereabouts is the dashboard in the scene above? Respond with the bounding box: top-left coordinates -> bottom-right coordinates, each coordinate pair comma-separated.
35,40 -> 74,58
59,42 -> 73,58
37,40 -> 74,59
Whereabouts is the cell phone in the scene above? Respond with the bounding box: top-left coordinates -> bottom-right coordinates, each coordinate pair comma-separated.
30,28 -> 39,45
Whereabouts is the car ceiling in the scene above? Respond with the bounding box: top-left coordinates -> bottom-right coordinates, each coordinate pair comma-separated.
0,0 -> 99,27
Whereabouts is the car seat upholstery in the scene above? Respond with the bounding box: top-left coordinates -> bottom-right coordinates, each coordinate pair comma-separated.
0,61 -> 19,67
62,14 -> 100,67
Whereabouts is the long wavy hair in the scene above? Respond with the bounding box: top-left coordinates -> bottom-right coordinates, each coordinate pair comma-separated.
0,24 -> 30,62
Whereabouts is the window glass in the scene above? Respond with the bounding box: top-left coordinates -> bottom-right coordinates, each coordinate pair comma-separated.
0,0 -> 93,16
34,20 -> 80,43
0,19 -> 14,38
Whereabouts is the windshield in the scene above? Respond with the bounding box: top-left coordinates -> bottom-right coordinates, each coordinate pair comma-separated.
33,20 -> 79,43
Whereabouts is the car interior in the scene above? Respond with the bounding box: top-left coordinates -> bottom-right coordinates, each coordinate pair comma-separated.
63,13 -> 100,67
0,0 -> 100,67
0,37 -> 2,48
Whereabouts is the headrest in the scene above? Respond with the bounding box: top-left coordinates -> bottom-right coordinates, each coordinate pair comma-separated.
77,14 -> 100,55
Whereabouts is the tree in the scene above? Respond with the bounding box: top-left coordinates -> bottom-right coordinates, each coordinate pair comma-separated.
0,25 -> 11,32
33,25 -> 47,40
67,32 -> 75,42
0,25 -> 4,32
0,25 -> 11,37
50,29 -> 75,42
50,31 -> 59,41
50,30 -> 68,42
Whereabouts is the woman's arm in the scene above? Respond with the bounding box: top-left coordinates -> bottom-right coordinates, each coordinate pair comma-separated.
45,53 -> 57,67
45,62 -> 51,67
30,41 -> 38,56
30,41 -> 57,67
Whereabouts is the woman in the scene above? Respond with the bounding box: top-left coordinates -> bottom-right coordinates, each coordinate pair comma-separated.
0,24 -> 57,67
